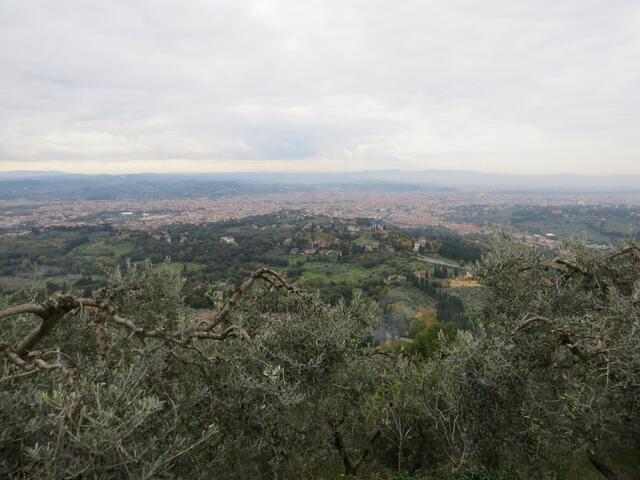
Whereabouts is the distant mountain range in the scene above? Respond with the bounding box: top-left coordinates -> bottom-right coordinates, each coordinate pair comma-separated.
1,170 -> 639,200
197,170 -> 640,191
0,172 -> 301,201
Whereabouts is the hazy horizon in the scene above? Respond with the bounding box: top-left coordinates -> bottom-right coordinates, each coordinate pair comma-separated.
5,168 -> 640,195
3,167 -> 640,178
1,1 -> 639,175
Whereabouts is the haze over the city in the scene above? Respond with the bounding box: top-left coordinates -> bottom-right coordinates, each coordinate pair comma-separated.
1,0 -> 639,175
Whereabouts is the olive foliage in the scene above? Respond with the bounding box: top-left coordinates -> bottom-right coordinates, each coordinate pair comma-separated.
1,261 -> 380,478
2,240 -> 640,479
466,238 -> 640,478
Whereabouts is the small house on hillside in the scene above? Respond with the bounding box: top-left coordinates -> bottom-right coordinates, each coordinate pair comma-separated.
220,236 -> 237,245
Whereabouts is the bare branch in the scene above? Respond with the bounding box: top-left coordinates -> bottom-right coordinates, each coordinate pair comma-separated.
553,258 -> 590,276
0,303 -> 46,321
204,267 -> 308,330
607,241 -> 640,260
512,315 -> 555,334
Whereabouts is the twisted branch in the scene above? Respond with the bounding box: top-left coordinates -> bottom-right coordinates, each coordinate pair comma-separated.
512,315 -> 555,334
513,314 -> 590,362
203,267 -> 311,330
1,268 -> 306,377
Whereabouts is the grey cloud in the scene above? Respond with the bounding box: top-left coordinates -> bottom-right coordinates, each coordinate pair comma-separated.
0,0 -> 639,173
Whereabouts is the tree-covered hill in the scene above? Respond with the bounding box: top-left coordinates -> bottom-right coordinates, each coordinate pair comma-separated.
0,213 -> 485,338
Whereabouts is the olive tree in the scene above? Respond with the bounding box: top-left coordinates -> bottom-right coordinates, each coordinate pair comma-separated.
1,261 -> 380,479
3,239 -> 640,479
450,238 -> 640,479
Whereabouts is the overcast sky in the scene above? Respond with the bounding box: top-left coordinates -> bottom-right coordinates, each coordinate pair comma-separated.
0,0 -> 639,174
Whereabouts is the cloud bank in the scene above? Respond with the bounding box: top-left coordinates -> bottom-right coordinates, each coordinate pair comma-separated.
1,0 -> 639,174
